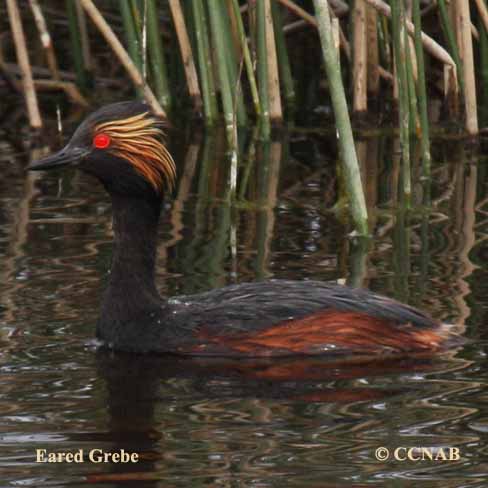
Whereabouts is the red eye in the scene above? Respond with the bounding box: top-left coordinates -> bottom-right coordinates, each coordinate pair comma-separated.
93,133 -> 111,149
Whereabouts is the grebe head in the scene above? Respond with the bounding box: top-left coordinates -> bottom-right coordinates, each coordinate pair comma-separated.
29,100 -> 176,198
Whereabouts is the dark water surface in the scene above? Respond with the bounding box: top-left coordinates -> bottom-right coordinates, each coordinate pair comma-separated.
1,122 -> 488,487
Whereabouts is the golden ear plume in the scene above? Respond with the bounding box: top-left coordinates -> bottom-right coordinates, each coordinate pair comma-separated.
95,112 -> 176,191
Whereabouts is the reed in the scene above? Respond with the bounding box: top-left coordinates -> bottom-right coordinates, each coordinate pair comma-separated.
348,236 -> 370,288
120,0 -> 143,71
366,5 -> 379,98
352,0 -> 368,114
457,0 -> 478,134
391,0 -> 411,203
208,0 -> 237,147
313,0 -> 368,236
437,0 -> 464,94
168,0 -> 202,111
191,0 -> 218,124
263,0 -> 282,122
412,0 -> 431,174
479,14 -> 488,126
257,0 -> 271,139
80,0 -> 164,115
146,0 -> 172,112
230,0 -> 261,117
6,0 -> 42,128
219,2 -> 247,126
271,1 -> 295,110
29,0 -> 60,81
255,140 -> 282,279
75,1 -> 91,73
378,15 -> 391,71
403,27 -> 417,137
66,0 -> 90,93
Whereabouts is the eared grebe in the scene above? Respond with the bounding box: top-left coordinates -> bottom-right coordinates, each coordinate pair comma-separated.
29,101 -> 461,357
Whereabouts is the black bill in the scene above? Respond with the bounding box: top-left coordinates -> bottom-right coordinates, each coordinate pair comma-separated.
28,146 -> 89,171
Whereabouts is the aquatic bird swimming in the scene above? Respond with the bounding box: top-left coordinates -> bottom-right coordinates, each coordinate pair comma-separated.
29,101 -> 460,357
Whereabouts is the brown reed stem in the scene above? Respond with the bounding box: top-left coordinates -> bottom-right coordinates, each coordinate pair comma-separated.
6,0 -> 42,128
457,0 -> 478,134
264,0 -> 282,121
29,0 -> 60,81
352,0 -> 367,113
168,0 -> 202,111
366,5 -> 379,97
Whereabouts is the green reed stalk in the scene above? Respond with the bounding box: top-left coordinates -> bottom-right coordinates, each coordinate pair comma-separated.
412,0 -> 431,175
229,0 -> 261,117
313,0 -> 368,236
208,0 -> 236,148
391,0 -> 411,204
271,1 -> 295,110
257,0 -> 271,139
130,0 -> 142,24
66,0 -> 90,92
348,236 -> 370,289
220,2 -> 247,127
192,0 -> 217,124
120,0 -> 143,71
438,0 -> 464,93
136,1 -> 149,79
146,0 -> 172,112
479,15 -> 488,127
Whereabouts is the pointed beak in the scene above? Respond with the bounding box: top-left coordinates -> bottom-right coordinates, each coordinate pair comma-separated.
28,146 -> 90,171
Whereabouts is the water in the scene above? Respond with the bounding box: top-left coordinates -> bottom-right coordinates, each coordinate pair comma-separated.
1,122 -> 488,487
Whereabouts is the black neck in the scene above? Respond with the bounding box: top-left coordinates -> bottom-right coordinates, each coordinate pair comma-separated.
100,194 -> 163,324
